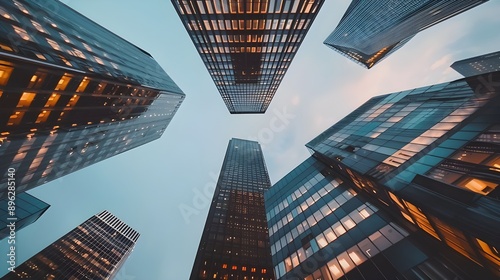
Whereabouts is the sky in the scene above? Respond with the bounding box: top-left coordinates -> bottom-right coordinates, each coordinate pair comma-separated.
1,0 -> 500,279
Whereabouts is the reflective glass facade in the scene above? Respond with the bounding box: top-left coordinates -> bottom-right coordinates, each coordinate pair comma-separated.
171,0 -> 324,113
0,0 -> 185,198
1,210 -> 139,279
190,138 -> 274,279
0,192 -> 49,240
305,70 -> 500,277
265,157 -> 483,279
324,0 -> 488,68
451,51 -> 500,77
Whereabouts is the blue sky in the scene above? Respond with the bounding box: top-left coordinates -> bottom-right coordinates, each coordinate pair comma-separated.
1,0 -> 500,279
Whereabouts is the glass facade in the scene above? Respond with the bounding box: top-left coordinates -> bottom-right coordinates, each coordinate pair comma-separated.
0,192 -> 49,240
190,138 -> 274,279
304,70 -> 500,277
1,210 -> 139,279
0,0 -> 185,198
171,0 -> 324,113
324,0 -> 488,68
451,51 -> 500,77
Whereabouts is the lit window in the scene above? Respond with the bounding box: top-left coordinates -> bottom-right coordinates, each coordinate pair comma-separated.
46,38 -> 61,51
17,92 -> 36,107
13,26 -> 31,41
31,20 -> 46,33
460,178 -> 498,195
0,66 -> 13,86
55,75 -> 71,91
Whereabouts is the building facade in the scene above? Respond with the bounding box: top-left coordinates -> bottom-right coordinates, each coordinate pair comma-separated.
324,0 -> 489,68
451,50 -> 500,77
0,0 -> 185,198
265,157 -> 491,279
305,70 -> 500,277
1,210 -> 139,279
190,138 -> 275,280
0,192 -> 49,240
171,0 -> 324,113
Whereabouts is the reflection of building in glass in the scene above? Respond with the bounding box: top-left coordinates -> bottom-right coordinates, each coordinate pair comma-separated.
452,51 -> 500,77
0,0 -> 185,198
190,138 -> 274,280
171,0 -> 324,113
0,192 -> 49,240
265,70 -> 500,279
324,0 -> 489,68
0,210 -> 139,279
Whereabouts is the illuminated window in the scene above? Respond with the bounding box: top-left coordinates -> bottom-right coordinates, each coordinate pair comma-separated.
222,264 -> 227,268
55,76 -> 71,91
251,268 -> 256,272
17,92 -> 36,107
47,38 -> 61,51
36,110 -> 50,123
31,20 -> 46,33
231,265 -> 237,270
8,111 -> 25,126
45,94 -> 61,107
76,77 -> 90,92
13,26 -> 31,41
459,178 -> 498,195
66,95 -> 80,107
82,42 -> 92,52
241,266 -> 246,271
476,238 -> 500,266
0,65 -> 13,86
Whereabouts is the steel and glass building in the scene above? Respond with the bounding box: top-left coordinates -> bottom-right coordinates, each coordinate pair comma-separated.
1,210 -> 139,279
0,0 -> 185,198
265,70 -> 500,279
190,138 -> 274,279
324,0 -> 489,68
0,192 -> 49,240
171,0 -> 324,113
451,50 -> 500,77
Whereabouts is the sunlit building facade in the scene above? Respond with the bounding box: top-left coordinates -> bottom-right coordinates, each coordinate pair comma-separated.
190,138 -> 275,279
171,0 -> 324,113
0,192 -> 49,240
451,50 -> 500,77
300,70 -> 500,278
324,0 -> 489,68
1,210 -> 139,279
0,0 -> 185,198
265,157 -> 491,279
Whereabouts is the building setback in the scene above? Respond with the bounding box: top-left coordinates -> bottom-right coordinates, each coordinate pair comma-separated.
0,192 -> 49,240
324,0 -> 489,68
190,138 -> 274,280
265,69 -> 500,279
451,50 -> 500,77
0,0 -> 185,198
171,0 -> 324,113
0,210 -> 139,279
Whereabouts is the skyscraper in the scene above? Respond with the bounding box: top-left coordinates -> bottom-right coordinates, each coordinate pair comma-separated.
451,50 -> 500,77
190,138 -> 274,280
307,71 -> 500,277
0,192 -> 49,240
324,0 -> 489,68
1,210 -> 139,279
0,0 -> 185,198
265,157 -> 491,279
171,0 -> 324,113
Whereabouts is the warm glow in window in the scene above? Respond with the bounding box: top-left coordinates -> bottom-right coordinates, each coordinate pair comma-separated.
222,263 -> 227,268
45,94 -> 60,107
36,110 -> 50,123
460,178 -> 497,195
76,77 -> 90,92
31,20 -> 46,33
8,111 -> 25,126
55,76 -> 71,91
66,95 -> 80,107
17,92 -> 36,107
13,26 -> 31,41
0,65 -> 13,86
476,238 -> 500,266
47,38 -> 61,51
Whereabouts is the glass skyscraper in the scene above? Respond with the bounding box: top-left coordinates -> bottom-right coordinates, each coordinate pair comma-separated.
451,50 -> 500,77
171,0 -> 324,113
190,138 -> 274,280
1,210 -> 139,279
265,69 -> 500,279
0,0 -> 185,198
324,0 -> 489,68
0,192 -> 49,240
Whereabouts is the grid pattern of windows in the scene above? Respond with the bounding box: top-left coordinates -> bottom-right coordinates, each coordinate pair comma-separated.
171,0 -> 324,113
324,0 -> 488,68
0,0 -> 185,197
190,139 -> 274,280
1,210 -> 138,279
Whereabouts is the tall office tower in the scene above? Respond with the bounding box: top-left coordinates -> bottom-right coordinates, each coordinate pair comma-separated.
300,70 -> 500,277
0,0 -> 185,198
0,192 -> 49,240
324,0 -> 489,68
1,210 -> 139,279
190,138 -> 274,280
451,50 -> 500,77
265,157 -> 492,279
171,0 -> 324,113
